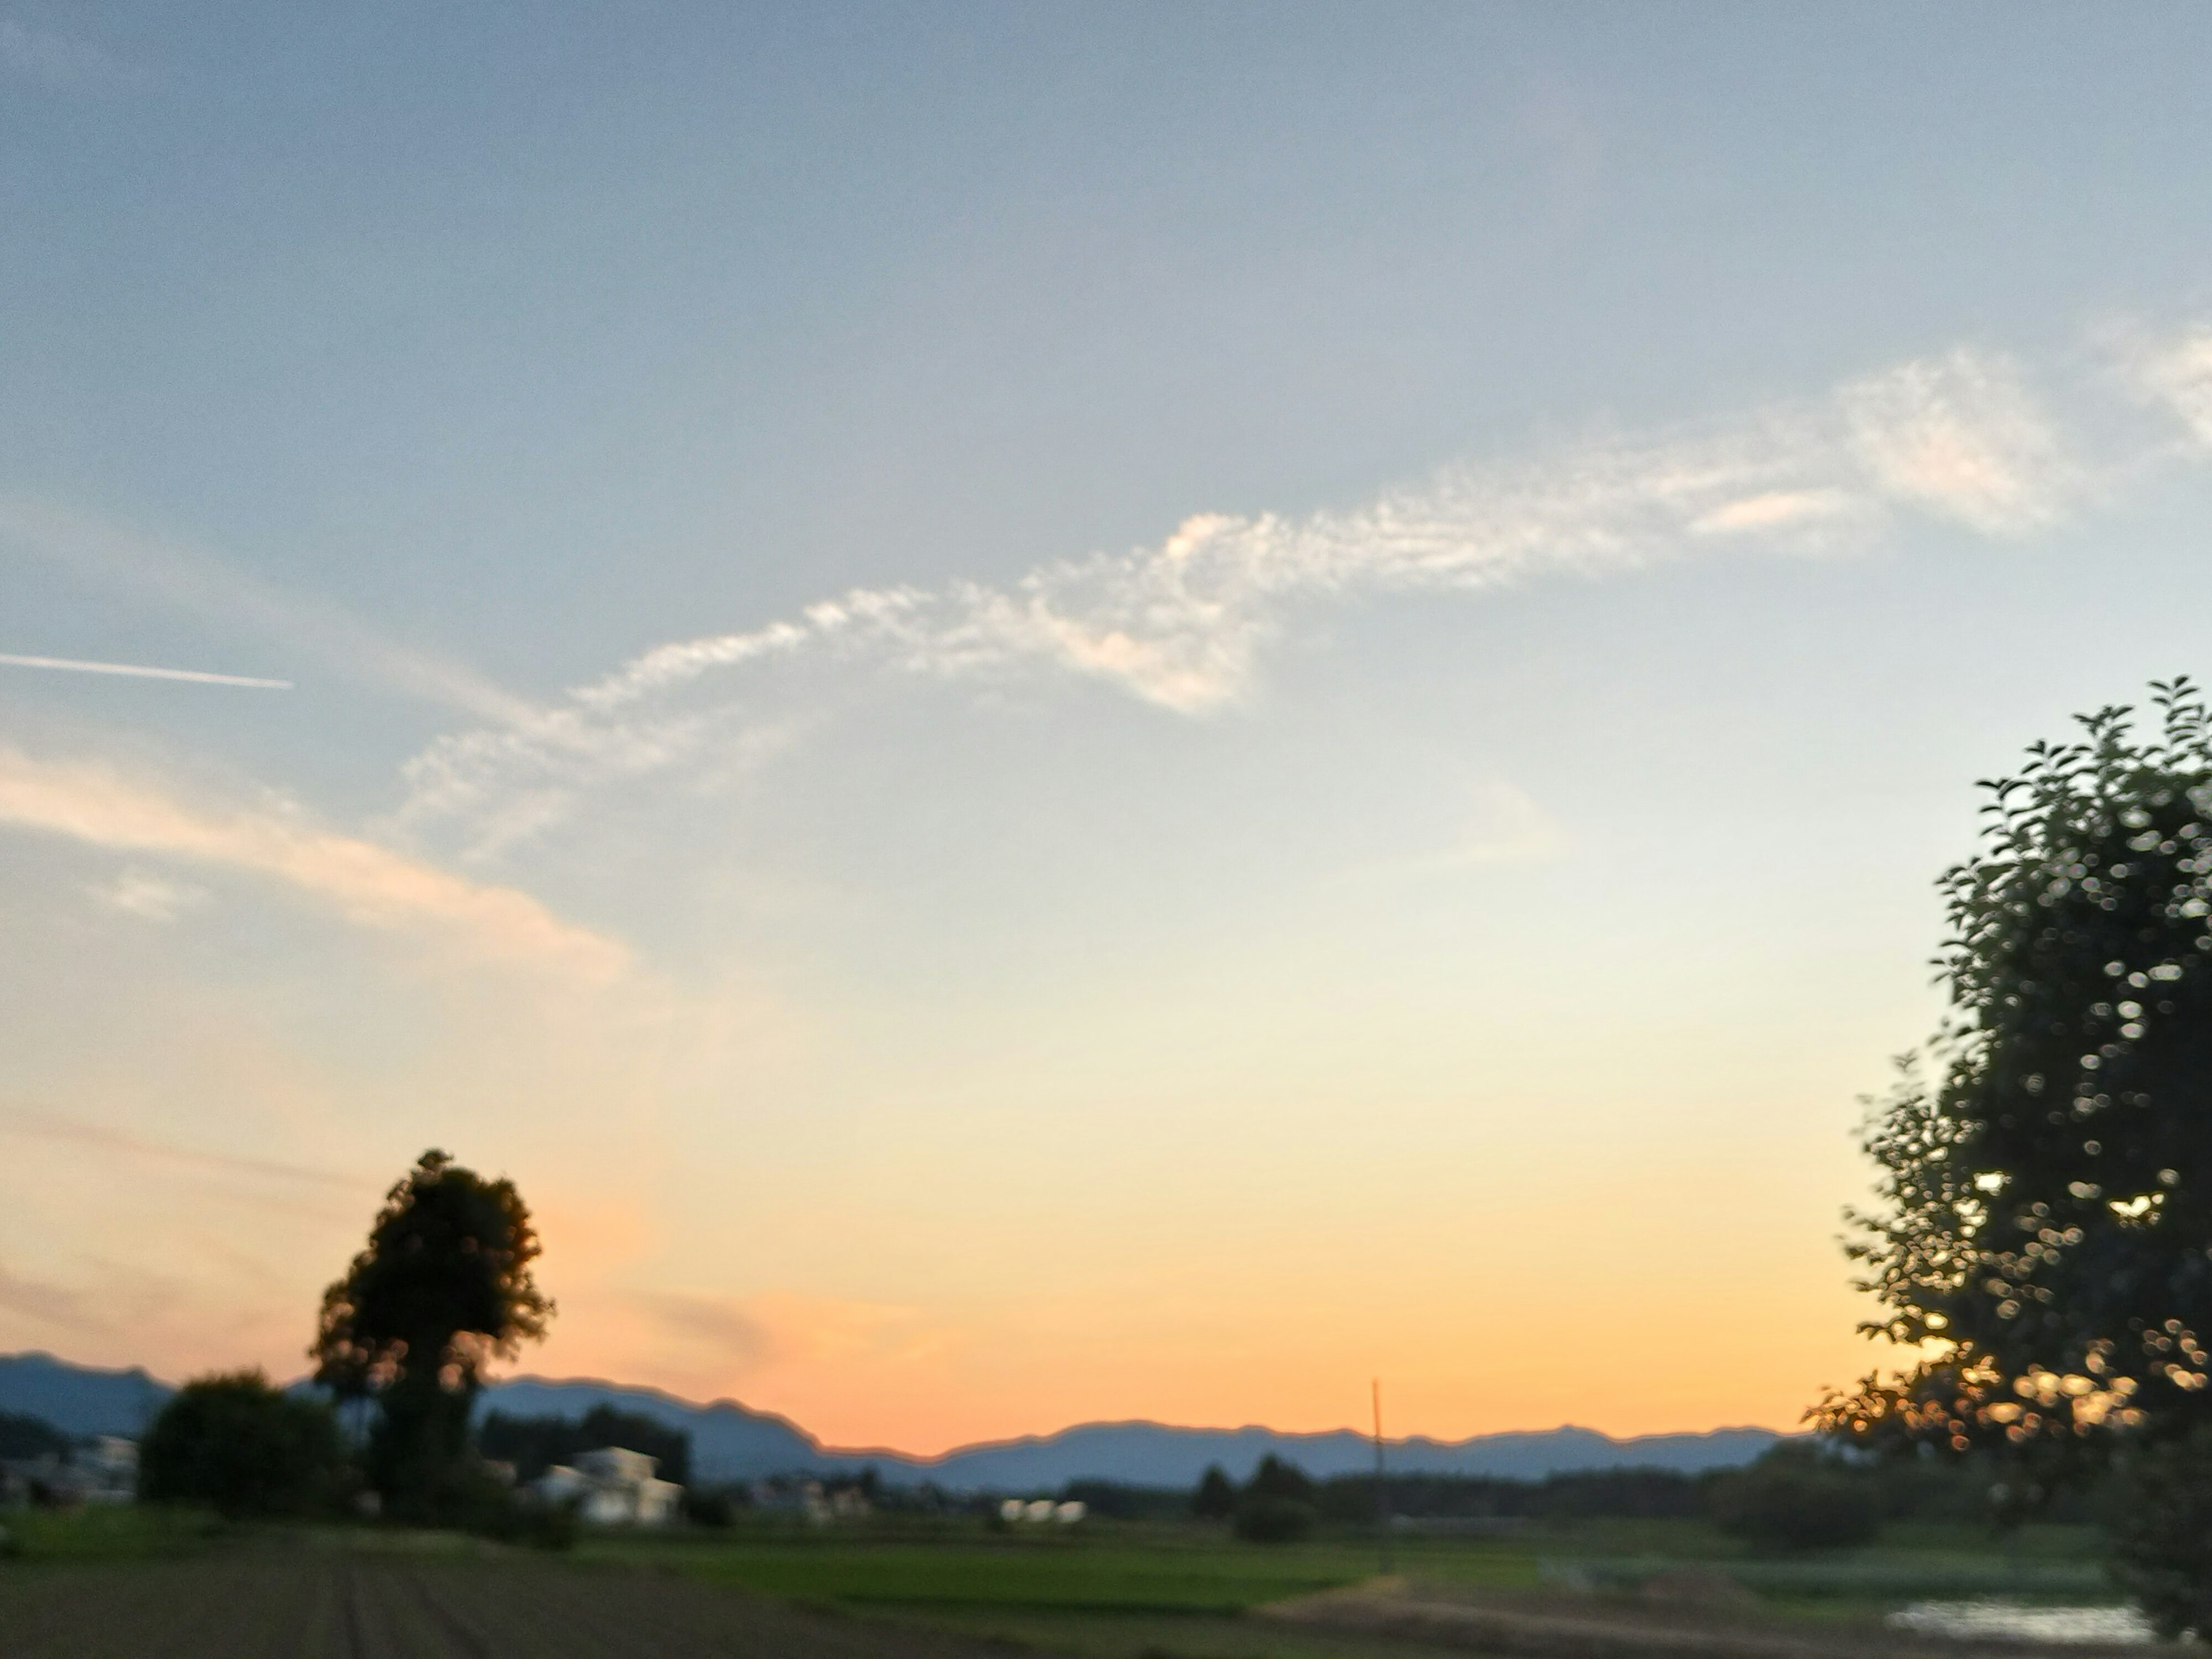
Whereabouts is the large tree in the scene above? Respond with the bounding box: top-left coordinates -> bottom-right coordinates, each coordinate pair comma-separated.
1822,683 -> 2212,1627
312,1149 -> 552,1516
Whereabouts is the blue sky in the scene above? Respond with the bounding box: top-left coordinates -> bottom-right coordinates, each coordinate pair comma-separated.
8,3 -> 2212,1449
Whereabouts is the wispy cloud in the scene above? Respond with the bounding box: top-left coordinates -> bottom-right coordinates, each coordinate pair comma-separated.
402,342 -> 2107,850
0,1108 -> 359,1191
88,865 -> 206,922
0,745 -> 626,979
635,1290 -> 781,1372
0,498 -> 533,723
0,652 -> 291,689
2124,325 -> 2212,452
1838,350 -> 2068,533
0,1260 -> 99,1332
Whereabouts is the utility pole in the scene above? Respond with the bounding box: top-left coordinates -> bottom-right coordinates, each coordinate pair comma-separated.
1372,1377 -> 1392,1575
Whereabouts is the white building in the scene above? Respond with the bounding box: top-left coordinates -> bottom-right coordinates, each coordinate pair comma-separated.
998,1497 -> 1086,1525
80,1437 -> 138,1503
533,1445 -> 682,1525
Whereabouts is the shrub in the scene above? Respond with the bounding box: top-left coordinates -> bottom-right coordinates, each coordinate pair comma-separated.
475,1489 -> 577,1551
1234,1495 -> 1315,1543
681,1486 -> 744,1527
1245,1455 -> 1315,1505
140,1370 -> 348,1519
1191,1465 -> 1237,1520
1707,1448 -> 1878,1554
2107,1427 -> 2212,1639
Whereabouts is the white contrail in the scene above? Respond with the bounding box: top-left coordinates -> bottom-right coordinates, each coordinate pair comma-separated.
0,652 -> 292,690
0,497 -> 532,722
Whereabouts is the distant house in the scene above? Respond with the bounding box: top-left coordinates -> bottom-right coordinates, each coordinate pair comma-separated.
0,1437 -> 137,1506
78,1437 -> 138,1503
998,1497 -> 1086,1525
534,1445 -> 681,1525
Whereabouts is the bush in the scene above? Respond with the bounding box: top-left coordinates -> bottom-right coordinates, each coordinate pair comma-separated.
1234,1494 -> 1315,1543
1192,1464 -> 1237,1520
1245,1455 -> 1315,1505
1707,1448 -> 1878,1554
681,1486 -> 745,1527
140,1371 -> 348,1519
475,1490 -> 577,1551
2107,1428 -> 2212,1639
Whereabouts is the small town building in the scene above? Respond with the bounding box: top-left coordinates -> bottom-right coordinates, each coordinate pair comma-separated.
533,1445 -> 682,1525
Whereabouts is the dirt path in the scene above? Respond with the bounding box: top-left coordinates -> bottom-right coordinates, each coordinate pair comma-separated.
0,1548 -> 1013,1658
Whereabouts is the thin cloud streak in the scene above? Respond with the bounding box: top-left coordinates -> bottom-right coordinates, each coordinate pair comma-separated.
0,745 -> 627,980
399,340 -> 2104,849
0,497 -> 534,724
0,1262 -> 100,1333
0,1107 -> 360,1191
0,652 -> 292,689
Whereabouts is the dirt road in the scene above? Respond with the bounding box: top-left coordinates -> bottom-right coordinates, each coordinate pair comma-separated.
0,1548 -> 1007,1658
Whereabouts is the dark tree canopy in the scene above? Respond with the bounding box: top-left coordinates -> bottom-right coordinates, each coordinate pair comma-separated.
311,1149 -> 551,1511
312,1149 -> 551,1398
139,1370 -> 346,1518
1824,683 -> 2212,1471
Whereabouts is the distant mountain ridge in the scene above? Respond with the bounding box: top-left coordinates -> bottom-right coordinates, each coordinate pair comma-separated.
0,1351 -> 1781,1487
0,1351 -> 171,1437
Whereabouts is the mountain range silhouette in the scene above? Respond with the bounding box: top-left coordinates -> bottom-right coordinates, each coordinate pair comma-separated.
1,1351 -> 1779,1487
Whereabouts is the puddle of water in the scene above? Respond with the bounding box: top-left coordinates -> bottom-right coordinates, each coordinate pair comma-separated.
1887,1600 -> 2157,1644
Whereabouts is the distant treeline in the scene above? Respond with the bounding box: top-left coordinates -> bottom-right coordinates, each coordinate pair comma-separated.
1059,1450 -> 2104,1531
1041,1467 -> 1732,1525
0,1409 -> 74,1461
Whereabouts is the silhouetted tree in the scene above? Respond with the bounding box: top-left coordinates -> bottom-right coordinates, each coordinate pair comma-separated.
1192,1463 -> 1237,1519
1244,1454 -> 1315,1504
1818,683 -> 2212,1619
1235,1455 -> 1316,1543
140,1370 -> 346,1518
311,1149 -> 552,1518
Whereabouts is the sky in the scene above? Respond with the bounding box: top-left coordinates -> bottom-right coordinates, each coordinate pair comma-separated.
8,3 -> 2212,1455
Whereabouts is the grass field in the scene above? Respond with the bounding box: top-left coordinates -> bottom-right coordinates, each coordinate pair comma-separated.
0,1507 -> 2138,1658
575,1513 -> 2127,1657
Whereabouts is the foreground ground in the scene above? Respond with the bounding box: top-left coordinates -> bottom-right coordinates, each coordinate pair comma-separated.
0,1509 -> 2153,1659
578,1514 -> 2126,1657
0,1541 -> 1012,1659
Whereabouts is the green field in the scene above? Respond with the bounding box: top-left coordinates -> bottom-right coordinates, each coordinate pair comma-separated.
0,1507 -> 2134,1658
572,1514 -> 2124,1657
